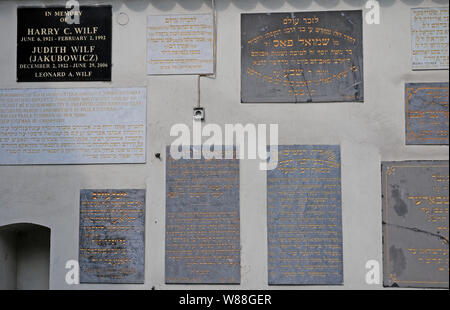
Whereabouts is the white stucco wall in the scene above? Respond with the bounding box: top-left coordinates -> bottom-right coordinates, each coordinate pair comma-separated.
0,0 -> 448,290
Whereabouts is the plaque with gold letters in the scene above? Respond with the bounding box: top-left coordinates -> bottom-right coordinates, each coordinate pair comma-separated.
17,6 -> 112,82
241,11 -> 364,103
382,161 -> 449,288
267,145 -> 343,285
79,189 -> 145,284
165,146 -> 240,284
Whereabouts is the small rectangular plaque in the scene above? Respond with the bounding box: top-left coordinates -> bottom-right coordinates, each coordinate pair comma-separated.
241,10 -> 364,103
405,83 -> 449,145
147,14 -> 214,75
267,145 -> 343,285
165,147 -> 240,284
0,87 -> 146,165
411,7 -> 449,70
79,189 -> 145,284
382,161 -> 449,288
17,6 -> 112,82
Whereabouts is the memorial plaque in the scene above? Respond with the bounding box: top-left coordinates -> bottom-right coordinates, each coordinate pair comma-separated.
0,87 -> 146,165
165,147 -> 240,284
382,161 -> 449,288
241,11 -> 364,103
267,145 -> 343,285
17,6 -> 112,82
411,7 -> 449,70
147,14 -> 214,75
79,189 -> 145,284
405,83 -> 449,145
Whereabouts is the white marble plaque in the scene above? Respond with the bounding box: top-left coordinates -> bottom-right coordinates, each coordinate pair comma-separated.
147,14 -> 214,75
411,7 -> 449,70
0,88 -> 146,165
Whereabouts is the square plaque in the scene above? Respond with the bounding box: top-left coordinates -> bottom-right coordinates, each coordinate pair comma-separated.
79,189 -> 145,284
267,145 -> 343,285
241,11 -> 364,103
405,83 -> 449,145
147,14 -> 214,75
382,161 -> 449,288
0,87 -> 146,165
165,146 -> 240,284
17,6 -> 112,82
411,7 -> 449,70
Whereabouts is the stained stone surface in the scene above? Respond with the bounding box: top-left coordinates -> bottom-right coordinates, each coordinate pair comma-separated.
382,161 -> 449,288
405,83 -> 449,145
267,145 -> 343,285
165,146 -> 240,284
79,189 -> 145,284
241,10 -> 364,103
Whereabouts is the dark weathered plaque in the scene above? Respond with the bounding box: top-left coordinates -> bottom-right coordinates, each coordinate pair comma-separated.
17,6 -> 112,82
405,83 -> 449,145
382,161 -> 449,288
267,145 -> 343,285
241,11 -> 364,103
79,189 -> 145,284
165,147 -> 240,284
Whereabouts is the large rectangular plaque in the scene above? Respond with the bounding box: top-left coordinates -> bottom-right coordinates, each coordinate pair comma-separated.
241,11 -> 364,103
165,147 -> 240,284
267,145 -> 343,285
382,161 -> 449,288
79,189 -> 145,284
17,6 -> 112,82
411,7 -> 449,70
0,87 -> 146,165
147,14 -> 214,75
405,83 -> 449,145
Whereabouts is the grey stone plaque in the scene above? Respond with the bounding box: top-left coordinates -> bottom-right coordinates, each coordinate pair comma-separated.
241,10 -> 364,103
405,83 -> 449,145
267,145 -> 343,285
79,189 -> 145,284
165,146 -> 240,284
382,161 -> 449,288
411,7 -> 449,70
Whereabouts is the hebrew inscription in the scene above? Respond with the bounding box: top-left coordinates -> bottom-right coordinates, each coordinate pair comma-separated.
411,7 -> 449,70
79,189 -> 145,284
267,145 -> 343,285
241,11 -> 364,103
0,87 -> 146,165
405,83 -> 449,145
165,147 -> 240,284
147,14 -> 214,75
382,161 -> 449,288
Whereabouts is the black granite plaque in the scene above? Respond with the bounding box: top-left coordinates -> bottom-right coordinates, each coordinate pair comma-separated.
241,10 -> 364,103
267,145 -> 343,285
17,6 -> 112,82
79,189 -> 145,284
165,146 -> 240,284
405,83 -> 449,145
382,161 -> 449,288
